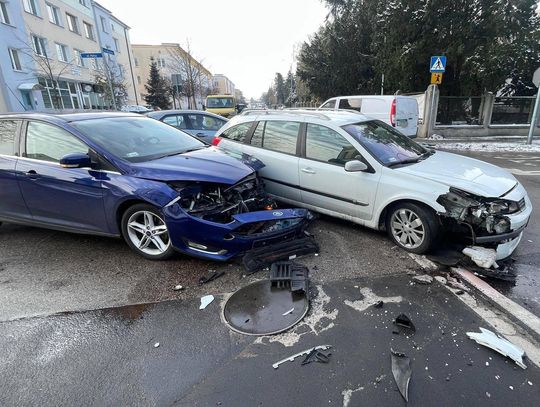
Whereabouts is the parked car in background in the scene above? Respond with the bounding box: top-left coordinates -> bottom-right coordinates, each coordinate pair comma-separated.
146,110 -> 228,143
319,95 -> 419,137
121,105 -> 153,114
0,113 -> 311,261
213,110 -> 531,260
205,95 -> 237,117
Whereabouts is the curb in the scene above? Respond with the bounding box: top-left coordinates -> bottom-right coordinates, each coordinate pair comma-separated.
452,267 -> 540,343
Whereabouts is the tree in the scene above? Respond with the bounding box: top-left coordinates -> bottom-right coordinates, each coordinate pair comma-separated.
143,58 -> 171,109
274,73 -> 286,105
94,56 -> 128,109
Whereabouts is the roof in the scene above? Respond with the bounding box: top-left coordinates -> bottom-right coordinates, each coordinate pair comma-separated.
237,109 -> 371,126
0,112 -> 142,122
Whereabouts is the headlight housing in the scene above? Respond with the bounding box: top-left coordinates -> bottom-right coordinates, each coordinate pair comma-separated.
487,199 -> 520,215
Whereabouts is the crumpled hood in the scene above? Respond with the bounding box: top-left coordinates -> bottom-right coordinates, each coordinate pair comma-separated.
128,147 -> 256,184
395,151 -> 517,197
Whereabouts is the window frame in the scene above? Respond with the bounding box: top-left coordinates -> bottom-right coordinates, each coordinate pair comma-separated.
55,42 -> 69,62
65,12 -> 79,34
0,0 -> 11,25
244,119 -> 302,157
73,49 -> 84,67
113,37 -> 120,52
220,121 -> 257,144
0,119 -> 21,157
9,48 -> 23,71
100,16 -> 108,33
23,0 -> 40,16
83,21 -> 94,40
46,2 -> 61,26
32,35 -> 47,57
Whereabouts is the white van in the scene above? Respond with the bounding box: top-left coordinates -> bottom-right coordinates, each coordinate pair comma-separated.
319,95 -> 419,137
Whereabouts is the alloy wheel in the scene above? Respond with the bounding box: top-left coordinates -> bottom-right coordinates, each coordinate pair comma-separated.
126,210 -> 171,256
390,208 -> 425,249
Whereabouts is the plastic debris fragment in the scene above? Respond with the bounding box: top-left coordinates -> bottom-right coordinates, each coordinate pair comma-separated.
412,274 -> 433,285
391,349 -> 412,402
199,295 -> 215,310
272,345 -> 332,369
394,313 -> 416,332
466,328 -> 527,369
463,246 -> 498,269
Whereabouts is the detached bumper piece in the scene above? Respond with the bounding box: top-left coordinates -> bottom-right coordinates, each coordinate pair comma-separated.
242,235 -> 319,274
270,261 -> 309,293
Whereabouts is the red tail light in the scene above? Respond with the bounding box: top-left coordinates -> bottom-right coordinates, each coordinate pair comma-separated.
212,137 -> 222,146
390,98 -> 396,127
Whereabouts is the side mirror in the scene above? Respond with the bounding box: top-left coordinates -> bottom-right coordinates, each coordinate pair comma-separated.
60,152 -> 91,168
344,160 -> 368,172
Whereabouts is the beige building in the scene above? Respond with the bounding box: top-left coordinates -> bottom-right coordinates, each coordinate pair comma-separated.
212,74 -> 235,96
132,43 -> 212,109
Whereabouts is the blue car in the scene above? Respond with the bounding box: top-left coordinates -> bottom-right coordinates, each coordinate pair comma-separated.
146,110 -> 228,144
0,113 -> 311,260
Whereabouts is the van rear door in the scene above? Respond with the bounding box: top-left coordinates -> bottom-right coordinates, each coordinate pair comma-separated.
395,96 -> 419,137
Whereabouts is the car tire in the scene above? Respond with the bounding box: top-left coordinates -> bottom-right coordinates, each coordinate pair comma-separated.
386,202 -> 439,254
121,203 -> 175,260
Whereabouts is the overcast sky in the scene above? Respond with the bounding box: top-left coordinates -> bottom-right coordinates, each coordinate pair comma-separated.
101,0 -> 329,98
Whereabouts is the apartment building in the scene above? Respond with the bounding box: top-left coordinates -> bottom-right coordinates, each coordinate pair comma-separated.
212,74 -> 235,96
132,43 -> 212,109
0,0 -> 137,112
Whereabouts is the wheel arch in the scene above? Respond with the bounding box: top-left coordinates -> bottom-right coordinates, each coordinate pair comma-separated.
377,198 -> 442,231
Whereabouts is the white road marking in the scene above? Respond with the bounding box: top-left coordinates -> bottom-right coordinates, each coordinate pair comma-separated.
505,168 -> 540,176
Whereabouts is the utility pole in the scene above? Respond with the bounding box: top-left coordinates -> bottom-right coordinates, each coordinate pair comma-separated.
527,91 -> 539,144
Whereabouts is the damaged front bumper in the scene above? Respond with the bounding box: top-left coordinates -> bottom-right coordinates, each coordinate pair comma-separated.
437,183 -> 532,260
163,205 -> 312,261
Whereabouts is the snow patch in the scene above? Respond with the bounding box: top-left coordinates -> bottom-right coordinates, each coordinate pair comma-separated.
344,287 -> 402,313
342,385 -> 364,407
435,142 -> 540,153
255,285 -> 338,347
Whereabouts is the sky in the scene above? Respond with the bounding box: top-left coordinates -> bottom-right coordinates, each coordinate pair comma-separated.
100,0 -> 329,98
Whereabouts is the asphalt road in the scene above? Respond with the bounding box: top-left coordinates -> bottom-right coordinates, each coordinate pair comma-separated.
2,273 -> 539,406
443,150 -> 540,317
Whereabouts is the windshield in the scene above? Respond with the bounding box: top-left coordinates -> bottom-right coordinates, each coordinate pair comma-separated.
71,117 -> 204,163
207,97 -> 234,108
342,120 -> 427,166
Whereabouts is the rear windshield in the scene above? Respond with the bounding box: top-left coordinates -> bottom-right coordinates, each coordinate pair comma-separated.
342,120 -> 426,166
71,117 -> 204,163
207,98 -> 234,108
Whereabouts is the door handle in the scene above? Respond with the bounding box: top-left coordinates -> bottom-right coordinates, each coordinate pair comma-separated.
25,170 -> 39,179
301,168 -> 316,174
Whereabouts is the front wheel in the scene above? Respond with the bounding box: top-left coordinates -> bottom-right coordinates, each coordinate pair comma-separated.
386,202 -> 439,254
121,204 -> 175,260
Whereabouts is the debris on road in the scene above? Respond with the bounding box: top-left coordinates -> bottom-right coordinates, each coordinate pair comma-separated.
153,342 -> 160,348
434,276 -> 447,285
173,284 -> 184,291
466,328 -> 527,369
199,295 -> 215,310
272,345 -> 332,369
301,347 -> 331,365
394,314 -> 416,333
412,274 -> 433,285
270,261 -> 309,293
242,236 -> 319,274
373,300 -> 384,308
463,246 -> 498,269
198,270 -> 225,285
391,349 -> 412,402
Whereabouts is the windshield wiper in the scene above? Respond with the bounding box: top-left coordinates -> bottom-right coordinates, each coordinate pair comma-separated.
387,157 -> 422,167
181,146 -> 207,154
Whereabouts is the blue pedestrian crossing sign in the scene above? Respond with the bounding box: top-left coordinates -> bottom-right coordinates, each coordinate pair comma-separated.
430,56 -> 446,73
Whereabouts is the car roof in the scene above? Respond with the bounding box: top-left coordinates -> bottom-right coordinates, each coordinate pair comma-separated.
0,112 -> 142,123
146,110 -> 227,120
235,109 -> 371,126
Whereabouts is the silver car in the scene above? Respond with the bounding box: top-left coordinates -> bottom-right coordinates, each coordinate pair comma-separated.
147,110 -> 228,143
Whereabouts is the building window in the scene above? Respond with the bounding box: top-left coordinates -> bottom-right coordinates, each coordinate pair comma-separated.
157,57 -> 166,68
46,3 -> 61,26
0,1 -> 11,25
55,43 -> 68,62
118,63 -> 124,79
23,0 -> 40,16
9,48 -> 22,71
73,49 -> 84,67
78,0 -> 87,7
134,57 -> 139,67
137,75 -> 141,84
83,21 -> 94,40
111,22 -> 115,32
66,13 -> 79,34
113,37 -> 119,52
32,35 -> 47,57
100,16 -> 107,32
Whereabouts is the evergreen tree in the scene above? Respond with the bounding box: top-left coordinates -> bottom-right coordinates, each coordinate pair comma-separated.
143,58 -> 171,109
274,73 -> 286,105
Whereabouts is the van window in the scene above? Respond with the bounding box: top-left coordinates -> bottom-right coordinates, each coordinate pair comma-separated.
338,98 -> 362,112
220,122 -> 252,142
306,124 -> 360,165
0,120 -> 18,155
320,100 -> 336,109
260,121 -> 299,155
362,98 -> 387,114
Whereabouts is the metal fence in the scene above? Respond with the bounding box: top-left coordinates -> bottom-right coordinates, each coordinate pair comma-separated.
491,96 -> 536,125
436,96 -> 484,125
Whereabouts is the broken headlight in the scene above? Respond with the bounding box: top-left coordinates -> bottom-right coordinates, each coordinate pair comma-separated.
487,199 -> 520,215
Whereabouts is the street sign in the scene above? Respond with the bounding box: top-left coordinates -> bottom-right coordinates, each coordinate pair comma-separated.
431,73 -> 443,85
81,52 -> 102,59
430,56 -> 446,73
102,48 -> 115,55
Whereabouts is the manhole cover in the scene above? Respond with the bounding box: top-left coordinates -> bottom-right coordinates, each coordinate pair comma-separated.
223,280 -> 309,335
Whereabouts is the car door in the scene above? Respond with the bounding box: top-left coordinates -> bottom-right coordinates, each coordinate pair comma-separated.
161,114 -> 189,132
16,120 -> 109,233
186,113 -> 226,143
244,119 -> 302,203
0,119 -> 32,220
298,123 -> 378,221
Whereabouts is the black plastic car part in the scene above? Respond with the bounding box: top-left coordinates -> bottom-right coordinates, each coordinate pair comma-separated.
270,261 -> 309,293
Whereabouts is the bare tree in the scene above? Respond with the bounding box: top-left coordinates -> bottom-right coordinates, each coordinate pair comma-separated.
17,34 -> 75,109
94,56 -> 128,109
166,41 -> 209,109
